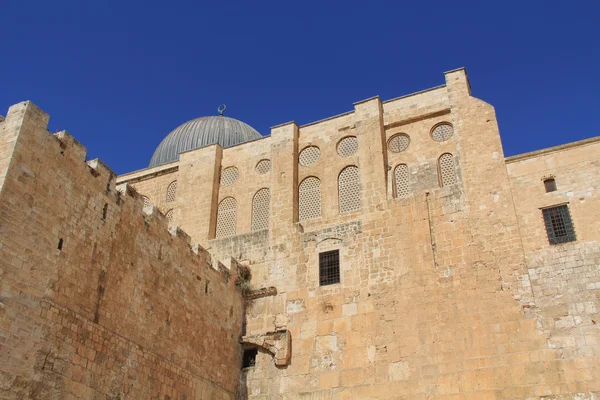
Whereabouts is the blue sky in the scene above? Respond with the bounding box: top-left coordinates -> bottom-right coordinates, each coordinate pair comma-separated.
1,1 -> 598,174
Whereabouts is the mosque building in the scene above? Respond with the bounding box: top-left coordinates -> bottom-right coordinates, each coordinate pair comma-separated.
1,68 -> 599,399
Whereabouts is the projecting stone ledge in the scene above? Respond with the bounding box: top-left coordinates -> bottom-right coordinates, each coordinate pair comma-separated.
244,286 -> 277,300
241,330 -> 291,367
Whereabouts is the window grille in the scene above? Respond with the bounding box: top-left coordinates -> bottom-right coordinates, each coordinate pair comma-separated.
431,123 -> 453,142
255,159 -> 271,175
251,188 -> 270,230
166,181 -> 177,202
299,146 -> 320,166
142,196 -> 153,214
337,136 -> 358,157
542,205 -> 576,244
221,167 -> 239,187
394,164 -> 409,198
298,177 -> 322,221
388,134 -> 410,153
215,197 -> 237,238
438,153 -> 457,187
319,250 -> 340,286
338,166 -> 361,213
544,178 -> 557,193
165,209 -> 174,223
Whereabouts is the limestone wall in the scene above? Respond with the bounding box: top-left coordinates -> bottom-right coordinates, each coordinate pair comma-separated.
507,138 -> 600,359
0,102 -> 246,399
209,70 -> 600,398
110,68 -> 600,399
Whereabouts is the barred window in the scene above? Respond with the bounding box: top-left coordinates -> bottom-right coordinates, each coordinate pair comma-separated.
338,166 -> 361,213
251,188 -> 270,230
388,134 -> 410,153
542,205 -> 576,244
337,136 -> 358,157
165,209 -> 174,223
142,196 -> 153,214
299,177 -> 322,221
221,167 -> 239,187
319,250 -> 340,286
166,181 -> 177,202
255,159 -> 271,175
215,197 -> 237,238
299,146 -> 320,166
544,178 -> 557,193
431,123 -> 453,142
438,153 -> 457,187
394,164 -> 409,198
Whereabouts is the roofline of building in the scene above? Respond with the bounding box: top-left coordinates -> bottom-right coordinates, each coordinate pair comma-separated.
117,161 -> 179,183
382,84 -> 447,105
299,110 -> 355,129
443,66 -> 467,75
505,136 -> 600,163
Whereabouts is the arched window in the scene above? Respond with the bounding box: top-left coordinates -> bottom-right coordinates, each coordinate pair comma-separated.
166,181 -> 177,202
438,153 -> 457,187
298,177 -> 322,221
338,166 -> 361,213
394,164 -> 409,198
252,188 -> 270,230
165,209 -> 174,223
141,196 -> 153,214
215,197 -> 237,238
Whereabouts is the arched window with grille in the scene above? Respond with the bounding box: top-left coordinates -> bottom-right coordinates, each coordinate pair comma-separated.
394,164 -> 409,198
252,188 -> 270,230
338,166 -> 361,213
438,153 -> 457,187
141,196 -> 153,214
166,181 -> 177,202
215,197 -> 237,238
298,177 -> 322,221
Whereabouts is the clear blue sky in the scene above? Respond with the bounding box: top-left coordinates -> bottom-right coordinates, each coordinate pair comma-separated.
1,1 -> 598,174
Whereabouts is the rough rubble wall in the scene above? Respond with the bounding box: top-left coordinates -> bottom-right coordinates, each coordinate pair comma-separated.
0,102 -> 245,399
507,141 -> 600,360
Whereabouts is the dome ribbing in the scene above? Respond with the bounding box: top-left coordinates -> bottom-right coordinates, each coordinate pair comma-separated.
149,116 -> 262,167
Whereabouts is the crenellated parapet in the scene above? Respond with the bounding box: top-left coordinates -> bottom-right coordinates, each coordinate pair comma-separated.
0,100 -> 247,399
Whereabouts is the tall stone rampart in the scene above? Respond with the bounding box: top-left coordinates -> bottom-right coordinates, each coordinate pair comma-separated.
0,101 -> 246,399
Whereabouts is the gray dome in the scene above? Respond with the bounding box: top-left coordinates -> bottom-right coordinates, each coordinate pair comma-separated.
149,115 -> 262,167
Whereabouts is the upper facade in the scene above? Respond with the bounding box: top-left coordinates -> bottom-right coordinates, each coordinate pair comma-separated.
119,69 -> 470,244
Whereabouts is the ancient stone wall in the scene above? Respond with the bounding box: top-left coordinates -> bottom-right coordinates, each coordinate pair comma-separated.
105,68 -> 599,398
205,70 -> 600,398
507,139 -> 600,359
0,102 -> 246,399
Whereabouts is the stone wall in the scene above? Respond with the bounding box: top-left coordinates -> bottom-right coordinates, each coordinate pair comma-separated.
507,139 -> 600,359
0,102 -> 246,399
23,66 -> 600,399
178,69 -> 600,398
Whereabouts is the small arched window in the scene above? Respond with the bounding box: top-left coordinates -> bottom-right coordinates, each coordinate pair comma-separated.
438,153 -> 457,187
165,209 -> 174,223
544,178 -> 557,193
215,197 -> 237,238
299,177 -> 322,221
338,166 -> 361,213
166,181 -> 177,203
394,164 -> 409,198
141,196 -> 153,214
252,188 -> 270,230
